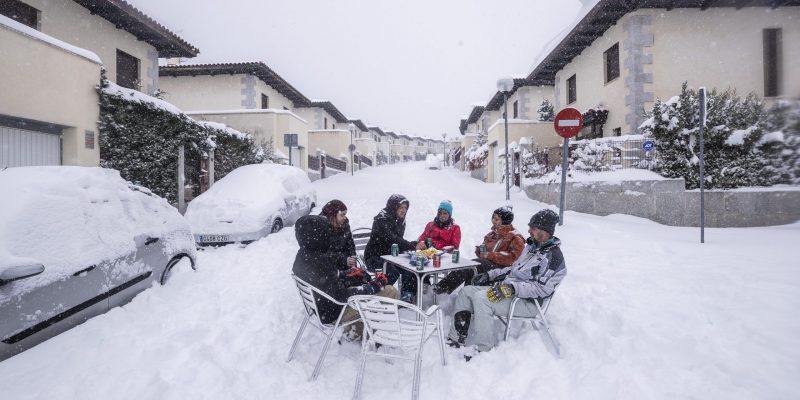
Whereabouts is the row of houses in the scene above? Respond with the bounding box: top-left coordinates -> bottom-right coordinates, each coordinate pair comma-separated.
453,0 -> 799,184
0,0 -> 446,179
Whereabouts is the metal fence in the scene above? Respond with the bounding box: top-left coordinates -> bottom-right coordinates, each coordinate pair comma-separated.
568,137 -> 657,172
308,155 -> 320,171
359,154 -> 372,167
326,154 -> 347,171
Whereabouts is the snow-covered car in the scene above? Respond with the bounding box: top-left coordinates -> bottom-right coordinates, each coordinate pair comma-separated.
185,163 -> 317,245
425,154 -> 444,170
0,167 -> 197,361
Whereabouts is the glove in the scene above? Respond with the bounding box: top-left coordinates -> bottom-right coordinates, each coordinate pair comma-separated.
366,272 -> 388,293
340,266 -> 365,279
471,272 -> 490,286
486,283 -> 515,303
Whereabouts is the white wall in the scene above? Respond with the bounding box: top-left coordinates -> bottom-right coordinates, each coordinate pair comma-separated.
507,86 -> 555,120
0,19 -> 101,166
160,73 -> 296,112
25,0 -> 160,94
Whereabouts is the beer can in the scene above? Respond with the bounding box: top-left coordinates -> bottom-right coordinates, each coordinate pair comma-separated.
416,255 -> 425,271
433,254 -> 441,268
452,249 -> 460,263
391,243 -> 399,257
479,243 -> 487,253
426,238 -> 433,248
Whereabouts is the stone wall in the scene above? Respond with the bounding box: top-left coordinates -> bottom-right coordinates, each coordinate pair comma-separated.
523,178 -> 800,227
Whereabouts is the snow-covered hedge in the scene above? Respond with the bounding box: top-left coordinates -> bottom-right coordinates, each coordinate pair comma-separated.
466,143 -> 488,170
640,83 -> 797,189
97,72 -> 264,202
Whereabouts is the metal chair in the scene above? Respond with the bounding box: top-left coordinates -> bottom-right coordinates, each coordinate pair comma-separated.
351,227 -> 372,257
496,294 -> 561,357
348,295 -> 447,400
287,274 -> 360,381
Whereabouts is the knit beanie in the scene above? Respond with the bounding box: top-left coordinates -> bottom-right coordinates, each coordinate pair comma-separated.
321,199 -> 347,218
438,200 -> 453,217
528,209 -> 559,236
493,206 -> 514,225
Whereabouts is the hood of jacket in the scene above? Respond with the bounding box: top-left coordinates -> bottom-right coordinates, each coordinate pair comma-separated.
377,194 -> 409,223
295,215 -> 331,252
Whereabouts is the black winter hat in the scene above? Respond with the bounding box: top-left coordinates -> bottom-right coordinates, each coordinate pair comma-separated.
493,207 -> 514,225
528,209 -> 559,236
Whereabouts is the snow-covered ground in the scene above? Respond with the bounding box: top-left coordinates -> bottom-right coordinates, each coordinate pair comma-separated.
1,162 -> 798,399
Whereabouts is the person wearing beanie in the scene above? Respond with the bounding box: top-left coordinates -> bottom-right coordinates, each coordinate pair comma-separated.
320,199 -> 357,271
406,200 -> 462,301
434,206 -> 525,295
445,208 -> 566,356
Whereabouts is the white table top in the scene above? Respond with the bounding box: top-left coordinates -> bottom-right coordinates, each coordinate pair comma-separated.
380,253 -> 480,274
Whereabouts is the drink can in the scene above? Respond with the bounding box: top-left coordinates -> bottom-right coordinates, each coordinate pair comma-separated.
426,238 -> 433,248
479,243 -> 487,253
433,254 -> 441,268
416,255 -> 425,271
452,249 -> 460,263
391,243 -> 399,257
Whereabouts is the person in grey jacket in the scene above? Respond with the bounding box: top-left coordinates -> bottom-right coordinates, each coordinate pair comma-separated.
446,209 -> 566,356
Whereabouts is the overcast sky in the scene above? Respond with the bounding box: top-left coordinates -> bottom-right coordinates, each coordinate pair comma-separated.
128,0 -> 586,139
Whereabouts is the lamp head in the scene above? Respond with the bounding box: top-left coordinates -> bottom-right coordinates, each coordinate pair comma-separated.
497,76 -> 514,93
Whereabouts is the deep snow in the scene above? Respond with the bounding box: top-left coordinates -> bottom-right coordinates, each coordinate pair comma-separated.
1,162 -> 798,399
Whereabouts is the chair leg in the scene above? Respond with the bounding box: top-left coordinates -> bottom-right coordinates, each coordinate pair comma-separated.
286,315 -> 310,362
412,349 -> 423,400
437,311 -> 447,366
311,325 -> 339,381
352,338 -> 369,400
538,316 -> 561,358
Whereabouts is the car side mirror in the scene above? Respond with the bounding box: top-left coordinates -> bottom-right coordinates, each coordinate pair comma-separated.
0,264 -> 45,286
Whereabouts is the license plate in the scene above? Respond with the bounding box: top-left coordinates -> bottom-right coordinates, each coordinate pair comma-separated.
199,234 -> 230,243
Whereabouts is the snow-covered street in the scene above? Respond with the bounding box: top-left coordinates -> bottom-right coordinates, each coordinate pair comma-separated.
1,162 -> 798,400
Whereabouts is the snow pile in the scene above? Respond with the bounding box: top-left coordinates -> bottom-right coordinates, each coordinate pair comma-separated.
195,120 -> 251,141
0,163 -> 797,400
0,167 -> 193,303
0,15 -> 102,64
184,164 -> 314,234
528,168 -> 668,184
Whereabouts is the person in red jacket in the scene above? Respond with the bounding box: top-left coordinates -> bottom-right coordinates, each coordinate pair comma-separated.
434,206 -> 525,294
400,200 -> 461,302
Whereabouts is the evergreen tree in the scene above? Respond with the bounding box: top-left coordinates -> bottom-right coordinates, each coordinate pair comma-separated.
537,99 -> 555,122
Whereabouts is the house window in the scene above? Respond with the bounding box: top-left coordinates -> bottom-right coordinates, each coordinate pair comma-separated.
567,74 -> 577,104
613,127 -> 621,136
332,123 -> 336,130
763,28 -> 782,97
85,130 -> 95,149
604,43 -> 620,83
116,50 -> 140,90
324,117 -> 328,129
0,0 -> 40,30
261,94 -> 269,109
513,101 -> 518,119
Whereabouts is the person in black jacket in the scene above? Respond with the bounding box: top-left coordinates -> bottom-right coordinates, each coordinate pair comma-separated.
320,199 -> 357,270
363,194 -> 424,287
292,215 -> 397,339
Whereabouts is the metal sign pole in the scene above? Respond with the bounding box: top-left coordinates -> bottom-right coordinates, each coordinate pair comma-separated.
178,143 -> 185,214
504,92 -> 510,201
208,148 -> 215,187
558,137 -> 569,225
699,87 -> 706,243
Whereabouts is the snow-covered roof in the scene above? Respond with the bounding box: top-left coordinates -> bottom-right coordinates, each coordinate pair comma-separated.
0,15 -> 101,64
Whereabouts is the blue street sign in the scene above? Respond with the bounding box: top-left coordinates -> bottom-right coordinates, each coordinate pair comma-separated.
642,140 -> 655,151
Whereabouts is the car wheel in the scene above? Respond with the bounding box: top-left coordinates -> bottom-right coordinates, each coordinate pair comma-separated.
160,255 -> 194,285
271,218 -> 283,233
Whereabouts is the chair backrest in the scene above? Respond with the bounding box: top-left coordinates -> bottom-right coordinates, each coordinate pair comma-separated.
352,228 -> 372,256
349,296 -> 431,349
291,274 -> 346,326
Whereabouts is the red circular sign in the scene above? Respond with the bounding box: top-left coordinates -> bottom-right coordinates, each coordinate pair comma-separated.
554,108 -> 584,139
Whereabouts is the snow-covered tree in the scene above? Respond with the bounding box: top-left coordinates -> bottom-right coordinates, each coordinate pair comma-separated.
570,141 -> 615,172
640,83 -> 781,189
764,100 -> 800,184
537,99 -> 555,122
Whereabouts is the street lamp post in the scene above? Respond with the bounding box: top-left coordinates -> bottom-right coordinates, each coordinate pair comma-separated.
348,123 -> 355,176
497,77 -> 514,202
442,133 -> 447,168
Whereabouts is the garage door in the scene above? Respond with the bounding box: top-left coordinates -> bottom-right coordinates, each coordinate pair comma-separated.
0,125 -> 61,168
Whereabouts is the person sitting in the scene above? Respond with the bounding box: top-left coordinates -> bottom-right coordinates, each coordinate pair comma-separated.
292,215 -> 397,340
320,199 -> 358,271
363,194 -> 423,285
446,209 -> 566,358
434,206 -> 525,294
408,200 -> 461,300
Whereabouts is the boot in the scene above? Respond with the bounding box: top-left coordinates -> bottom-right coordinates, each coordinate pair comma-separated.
450,311 -> 471,346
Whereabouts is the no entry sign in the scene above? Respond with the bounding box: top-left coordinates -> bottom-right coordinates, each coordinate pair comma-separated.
554,108 -> 583,138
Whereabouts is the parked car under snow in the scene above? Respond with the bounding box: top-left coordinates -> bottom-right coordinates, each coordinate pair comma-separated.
185,163 -> 317,245
425,154 -> 444,170
0,167 -> 197,361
